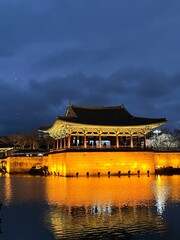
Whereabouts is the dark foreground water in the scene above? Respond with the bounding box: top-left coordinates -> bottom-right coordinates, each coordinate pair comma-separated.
1,174 -> 180,240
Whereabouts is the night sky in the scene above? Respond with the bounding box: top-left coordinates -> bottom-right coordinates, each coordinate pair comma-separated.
0,0 -> 180,135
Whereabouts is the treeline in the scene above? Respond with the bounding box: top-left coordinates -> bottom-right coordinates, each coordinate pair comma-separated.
0,132 -> 54,150
0,128 -> 180,151
147,128 -> 180,150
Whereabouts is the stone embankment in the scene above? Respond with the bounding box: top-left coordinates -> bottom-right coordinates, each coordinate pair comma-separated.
2,151 -> 180,177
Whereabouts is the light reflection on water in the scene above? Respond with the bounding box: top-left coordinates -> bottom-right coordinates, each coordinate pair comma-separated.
1,174 -> 180,239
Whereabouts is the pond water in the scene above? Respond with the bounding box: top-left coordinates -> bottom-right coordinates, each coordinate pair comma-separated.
0,174 -> 180,239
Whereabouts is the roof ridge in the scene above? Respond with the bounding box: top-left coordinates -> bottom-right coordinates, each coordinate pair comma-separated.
71,104 -> 125,109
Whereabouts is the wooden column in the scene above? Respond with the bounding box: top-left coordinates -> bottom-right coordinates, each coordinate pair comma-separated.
68,135 -> 71,148
116,135 -> 119,148
84,134 -> 87,148
99,135 -> 102,148
64,138 -> 66,149
60,138 -> 62,149
130,135 -> 133,148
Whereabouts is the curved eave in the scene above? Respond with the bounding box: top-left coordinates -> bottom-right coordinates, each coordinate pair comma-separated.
39,124 -> 53,132
55,117 -> 167,128
45,118 -> 166,136
57,115 -> 167,126
39,119 -> 65,133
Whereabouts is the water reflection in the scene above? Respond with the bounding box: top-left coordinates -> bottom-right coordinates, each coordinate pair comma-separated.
45,203 -> 167,239
1,175 -> 180,239
45,176 -> 154,207
44,176 -> 168,239
153,175 -> 170,215
4,175 -> 12,206
0,174 -> 12,206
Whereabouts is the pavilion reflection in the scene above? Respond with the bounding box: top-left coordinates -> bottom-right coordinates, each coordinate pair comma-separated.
4,175 -> 12,206
44,175 -> 180,211
1,174 -> 180,239
0,174 -> 12,206
153,175 -> 180,215
44,175 -> 155,207
44,176 -> 170,239
1,174 -> 180,209
44,202 -> 167,239
153,175 -> 169,215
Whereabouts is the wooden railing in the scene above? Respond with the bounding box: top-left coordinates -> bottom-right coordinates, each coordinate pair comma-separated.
154,147 -> 180,152
51,145 -> 151,152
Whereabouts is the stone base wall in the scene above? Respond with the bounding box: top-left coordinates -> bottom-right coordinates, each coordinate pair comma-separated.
47,152 -> 66,175
6,151 -> 180,176
7,156 -> 48,173
64,151 -> 154,177
154,152 -> 180,168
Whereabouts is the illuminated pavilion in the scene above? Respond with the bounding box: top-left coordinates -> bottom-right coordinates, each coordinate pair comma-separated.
39,103 -> 166,151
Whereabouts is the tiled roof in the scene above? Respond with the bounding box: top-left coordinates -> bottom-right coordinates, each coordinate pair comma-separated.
56,104 -> 167,126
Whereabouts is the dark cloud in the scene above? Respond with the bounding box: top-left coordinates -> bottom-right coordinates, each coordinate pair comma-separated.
33,48 -> 112,73
0,0 -> 179,134
0,67 -> 179,135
